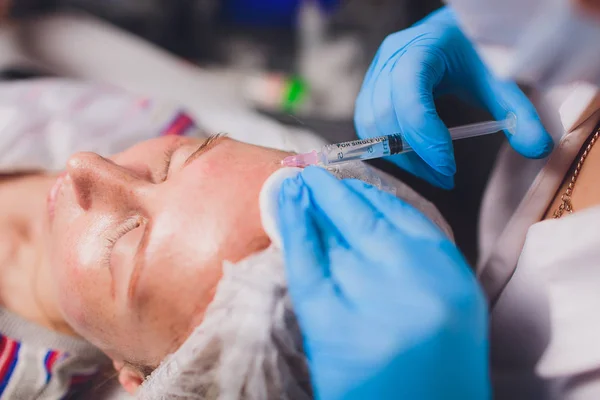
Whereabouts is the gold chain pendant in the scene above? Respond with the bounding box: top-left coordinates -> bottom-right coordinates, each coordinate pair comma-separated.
553,129 -> 600,218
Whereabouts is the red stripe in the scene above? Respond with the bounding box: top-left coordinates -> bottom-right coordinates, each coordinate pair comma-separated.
162,113 -> 194,136
0,340 -> 17,382
45,351 -> 60,371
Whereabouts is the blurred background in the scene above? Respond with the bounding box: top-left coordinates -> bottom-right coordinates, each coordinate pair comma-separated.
1,0 -> 505,264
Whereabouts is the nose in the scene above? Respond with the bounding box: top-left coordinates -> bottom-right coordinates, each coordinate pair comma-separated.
66,152 -> 144,211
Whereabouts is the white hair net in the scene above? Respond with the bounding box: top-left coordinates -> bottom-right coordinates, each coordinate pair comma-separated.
136,245 -> 310,400
136,163 -> 452,400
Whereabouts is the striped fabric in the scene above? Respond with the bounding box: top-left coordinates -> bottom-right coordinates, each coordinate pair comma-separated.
44,350 -> 61,384
0,336 -> 20,394
160,111 -> 196,136
0,334 -> 99,400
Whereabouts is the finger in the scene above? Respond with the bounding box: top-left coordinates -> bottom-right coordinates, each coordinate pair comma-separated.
278,177 -> 332,301
488,78 -> 554,159
354,30 -> 457,188
291,194 -> 381,314
310,200 -> 349,250
307,203 -> 371,298
344,179 -> 447,243
390,48 -> 457,178
300,167 -> 399,261
360,30 -> 410,87
464,56 -> 554,159
355,51 -> 455,189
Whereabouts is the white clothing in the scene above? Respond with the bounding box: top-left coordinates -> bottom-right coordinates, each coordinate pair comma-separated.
441,2 -> 600,394
446,0 -> 600,87
481,99 -> 600,399
474,72 -> 600,399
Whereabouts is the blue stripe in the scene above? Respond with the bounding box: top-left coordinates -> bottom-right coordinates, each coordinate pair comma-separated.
43,351 -> 52,384
0,342 -> 21,396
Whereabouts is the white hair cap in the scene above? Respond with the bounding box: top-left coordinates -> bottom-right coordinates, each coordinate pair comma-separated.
136,245 -> 311,400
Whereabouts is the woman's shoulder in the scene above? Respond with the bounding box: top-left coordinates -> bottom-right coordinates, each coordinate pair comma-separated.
0,307 -> 111,399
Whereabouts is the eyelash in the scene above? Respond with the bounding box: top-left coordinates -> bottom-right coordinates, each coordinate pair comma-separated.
161,147 -> 177,182
103,217 -> 142,265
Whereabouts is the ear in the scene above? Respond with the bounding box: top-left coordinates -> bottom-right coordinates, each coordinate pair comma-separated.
113,360 -> 144,395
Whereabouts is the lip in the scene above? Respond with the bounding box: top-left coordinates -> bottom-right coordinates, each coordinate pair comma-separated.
47,172 -> 67,222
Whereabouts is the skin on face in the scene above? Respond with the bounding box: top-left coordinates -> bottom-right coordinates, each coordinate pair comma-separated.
44,136 -> 290,367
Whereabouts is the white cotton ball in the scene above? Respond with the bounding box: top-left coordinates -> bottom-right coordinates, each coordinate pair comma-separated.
259,167 -> 303,249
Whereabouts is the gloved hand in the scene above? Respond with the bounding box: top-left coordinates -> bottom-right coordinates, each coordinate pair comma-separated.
278,166 -> 489,400
354,6 -> 554,189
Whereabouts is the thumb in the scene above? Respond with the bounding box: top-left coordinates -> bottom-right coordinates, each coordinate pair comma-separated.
473,66 -> 554,159
494,79 -> 554,159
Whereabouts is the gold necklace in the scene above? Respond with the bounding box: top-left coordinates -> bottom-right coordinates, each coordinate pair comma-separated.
553,129 -> 600,218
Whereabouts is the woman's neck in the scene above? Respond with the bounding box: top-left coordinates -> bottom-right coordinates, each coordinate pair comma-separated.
0,173 -> 76,336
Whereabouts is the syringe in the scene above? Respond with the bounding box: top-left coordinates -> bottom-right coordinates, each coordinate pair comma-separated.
282,113 -> 517,168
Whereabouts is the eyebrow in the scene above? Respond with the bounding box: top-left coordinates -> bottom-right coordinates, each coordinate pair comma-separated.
183,133 -> 226,168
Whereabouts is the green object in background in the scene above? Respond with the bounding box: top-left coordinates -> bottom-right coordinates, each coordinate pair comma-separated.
282,76 -> 308,113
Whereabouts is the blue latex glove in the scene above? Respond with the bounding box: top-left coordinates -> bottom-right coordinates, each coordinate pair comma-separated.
278,166 -> 490,400
354,6 -> 554,189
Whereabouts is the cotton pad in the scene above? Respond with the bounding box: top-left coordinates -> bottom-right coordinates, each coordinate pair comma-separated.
259,167 -> 302,249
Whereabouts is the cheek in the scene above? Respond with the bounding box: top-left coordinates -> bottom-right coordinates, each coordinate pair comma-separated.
134,202 -> 232,340
134,245 -> 224,352
48,219 -> 113,333
172,157 -> 273,261
50,247 -> 90,330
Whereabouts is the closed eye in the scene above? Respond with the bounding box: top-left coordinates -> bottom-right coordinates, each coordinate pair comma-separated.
103,217 -> 143,267
161,143 -> 182,182
160,133 -> 226,182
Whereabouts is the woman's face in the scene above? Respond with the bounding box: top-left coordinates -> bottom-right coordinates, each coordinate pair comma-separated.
45,136 -> 289,366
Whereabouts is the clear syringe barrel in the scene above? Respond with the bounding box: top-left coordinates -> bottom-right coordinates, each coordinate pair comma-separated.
449,115 -> 516,140
318,113 -> 516,166
319,135 -> 406,165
